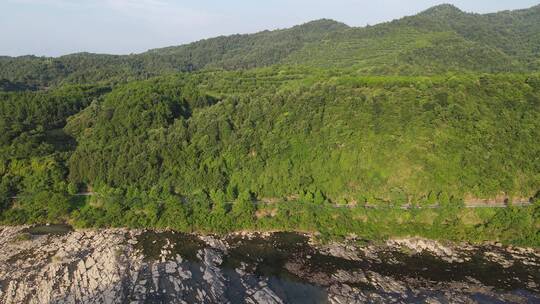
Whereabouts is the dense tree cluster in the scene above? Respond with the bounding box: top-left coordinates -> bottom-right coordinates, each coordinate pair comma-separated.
0,85 -> 110,219
0,67 -> 538,245
65,71 -> 540,203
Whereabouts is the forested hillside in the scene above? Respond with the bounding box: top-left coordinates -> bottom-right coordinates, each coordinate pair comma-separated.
0,67 -> 539,243
64,70 -> 540,201
0,4 -> 539,244
1,5 -> 540,87
0,19 -> 348,88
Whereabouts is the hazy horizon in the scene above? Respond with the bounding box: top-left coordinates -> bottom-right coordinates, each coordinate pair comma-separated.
1,0 -> 538,57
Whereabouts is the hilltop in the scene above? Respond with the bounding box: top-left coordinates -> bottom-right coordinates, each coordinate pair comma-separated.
1,4 -> 539,87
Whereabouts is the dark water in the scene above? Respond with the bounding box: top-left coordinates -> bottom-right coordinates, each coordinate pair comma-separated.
222,233 -> 329,303
135,230 -> 205,261
24,224 -> 73,236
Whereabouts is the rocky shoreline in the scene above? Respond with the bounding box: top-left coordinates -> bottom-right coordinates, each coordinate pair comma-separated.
0,226 -> 538,304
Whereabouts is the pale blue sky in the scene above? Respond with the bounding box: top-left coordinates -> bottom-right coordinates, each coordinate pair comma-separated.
1,0 -> 538,57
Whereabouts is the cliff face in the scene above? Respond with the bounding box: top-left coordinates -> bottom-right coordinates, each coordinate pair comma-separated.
0,226 -> 538,304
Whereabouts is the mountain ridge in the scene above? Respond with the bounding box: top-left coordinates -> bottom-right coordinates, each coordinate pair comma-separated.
0,4 -> 539,87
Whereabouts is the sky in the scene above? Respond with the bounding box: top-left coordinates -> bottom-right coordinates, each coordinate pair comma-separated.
1,0 -> 538,57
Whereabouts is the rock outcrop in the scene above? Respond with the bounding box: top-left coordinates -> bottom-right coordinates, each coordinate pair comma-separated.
0,226 -> 538,304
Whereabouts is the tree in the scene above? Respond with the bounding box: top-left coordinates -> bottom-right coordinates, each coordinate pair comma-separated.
67,182 -> 79,195
314,189 -> 327,205
159,197 -> 190,231
232,190 -> 256,227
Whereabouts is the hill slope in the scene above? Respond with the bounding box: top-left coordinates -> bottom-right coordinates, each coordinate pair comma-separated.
285,4 -> 540,73
0,19 -> 348,88
1,68 -> 539,244
1,4 -> 540,87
